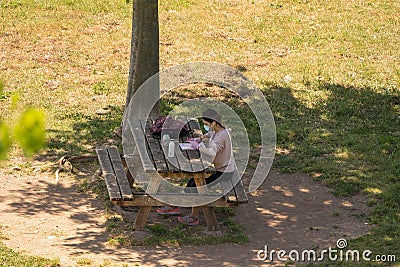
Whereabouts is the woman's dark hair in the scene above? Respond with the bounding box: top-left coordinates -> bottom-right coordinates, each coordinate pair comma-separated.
201,109 -> 223,127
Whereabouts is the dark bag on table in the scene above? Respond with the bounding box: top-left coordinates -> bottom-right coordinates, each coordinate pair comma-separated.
149,116 -> 189,139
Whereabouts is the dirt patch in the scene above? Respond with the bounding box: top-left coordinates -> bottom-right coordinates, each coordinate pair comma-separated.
0,159 -> 370,266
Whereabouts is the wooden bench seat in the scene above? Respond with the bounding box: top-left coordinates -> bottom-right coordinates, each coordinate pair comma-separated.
96,146 -> 133,202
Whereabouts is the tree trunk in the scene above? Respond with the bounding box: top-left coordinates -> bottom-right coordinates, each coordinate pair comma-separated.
125,0 -> 160,117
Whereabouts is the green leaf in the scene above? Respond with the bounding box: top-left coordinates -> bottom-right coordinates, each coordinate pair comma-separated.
0,121 -> 11,160
14,109 -> 46,157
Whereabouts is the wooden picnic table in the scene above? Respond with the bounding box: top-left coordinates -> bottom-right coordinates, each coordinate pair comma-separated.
96,118 -> 248,231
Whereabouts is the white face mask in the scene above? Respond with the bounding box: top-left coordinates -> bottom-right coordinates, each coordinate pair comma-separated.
203,125 -> 210,132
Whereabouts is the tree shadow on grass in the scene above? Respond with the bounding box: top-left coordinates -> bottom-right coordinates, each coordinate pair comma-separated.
263,82 -> 399,196
43,105 -> 123,159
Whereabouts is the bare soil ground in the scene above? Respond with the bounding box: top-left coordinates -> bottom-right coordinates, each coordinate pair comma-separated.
0,158 -> 371,267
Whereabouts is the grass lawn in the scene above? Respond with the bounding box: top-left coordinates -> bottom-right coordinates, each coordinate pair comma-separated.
0,237 -> 60,266
0,0 -> 399,266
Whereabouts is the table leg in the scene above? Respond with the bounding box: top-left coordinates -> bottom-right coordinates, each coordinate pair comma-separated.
202,207 -> 218,231
133,173 -> 161,230
134,207 -> 151,230
194,175 -> 219,231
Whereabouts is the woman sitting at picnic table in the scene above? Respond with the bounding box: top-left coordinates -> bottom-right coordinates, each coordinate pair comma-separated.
157,108 -> 235,226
